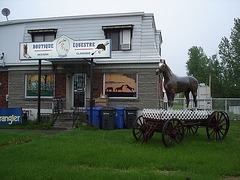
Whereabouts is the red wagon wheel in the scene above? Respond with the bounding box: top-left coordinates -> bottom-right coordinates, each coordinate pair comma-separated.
184,122 -> 198,136
144,122 -> 156,143
206,111 -> 230,141
162,119 -> 184,147
132,115 -> 147,141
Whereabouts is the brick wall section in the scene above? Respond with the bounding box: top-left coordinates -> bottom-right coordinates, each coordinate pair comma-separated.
55,73 -> 66,98
0,71 -> 8,108
8,71 -> 52,109
93,72 -> 103,98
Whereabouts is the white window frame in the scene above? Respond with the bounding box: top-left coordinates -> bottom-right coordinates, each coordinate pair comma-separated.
120,29 -> 131,50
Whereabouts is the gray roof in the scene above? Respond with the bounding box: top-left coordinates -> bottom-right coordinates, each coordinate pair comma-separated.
0,12 -> 153,26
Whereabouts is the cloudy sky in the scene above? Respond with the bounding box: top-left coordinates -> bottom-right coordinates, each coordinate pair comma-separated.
0,0 -> 239,75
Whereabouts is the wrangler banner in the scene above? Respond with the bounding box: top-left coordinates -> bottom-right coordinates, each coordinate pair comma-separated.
0,108 -> 22,126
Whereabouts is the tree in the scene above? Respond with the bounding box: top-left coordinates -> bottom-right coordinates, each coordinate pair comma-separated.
209,55 -> 224,97
186,46 -> 210,84
186,48 -> 225,98
218,18 -> 240,97
186,18 -> 240,98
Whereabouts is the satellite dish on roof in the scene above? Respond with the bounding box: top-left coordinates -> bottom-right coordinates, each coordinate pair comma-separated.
2,8 -> 10,21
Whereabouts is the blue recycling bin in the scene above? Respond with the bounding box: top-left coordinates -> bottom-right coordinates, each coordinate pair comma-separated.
86,107 -> 103,127
114,107 -> 124,129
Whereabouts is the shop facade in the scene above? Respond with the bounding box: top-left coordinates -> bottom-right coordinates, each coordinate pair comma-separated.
0,12 -> 162,120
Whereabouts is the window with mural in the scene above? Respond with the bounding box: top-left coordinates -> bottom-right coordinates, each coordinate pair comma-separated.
104,73 -> 137,98
25,74 -> 54,97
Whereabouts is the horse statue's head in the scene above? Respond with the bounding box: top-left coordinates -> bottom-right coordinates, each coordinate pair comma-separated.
155,60 -> 166,75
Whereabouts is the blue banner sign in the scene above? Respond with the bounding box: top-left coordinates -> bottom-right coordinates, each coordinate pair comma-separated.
0,108 -> 22,126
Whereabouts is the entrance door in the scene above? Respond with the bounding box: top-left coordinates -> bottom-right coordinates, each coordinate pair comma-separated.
73,74 -> 86,108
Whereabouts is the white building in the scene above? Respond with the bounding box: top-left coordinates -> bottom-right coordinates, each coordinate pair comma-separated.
0,12 -> 163,120
197,83 -> 211,109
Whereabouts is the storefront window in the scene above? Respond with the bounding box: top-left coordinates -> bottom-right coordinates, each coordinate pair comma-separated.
25,74 -> 54,97
104,73 -> 137,98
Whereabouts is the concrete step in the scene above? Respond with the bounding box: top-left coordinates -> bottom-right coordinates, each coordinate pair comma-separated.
52,112 -> 88,130
53,121 -> 74,130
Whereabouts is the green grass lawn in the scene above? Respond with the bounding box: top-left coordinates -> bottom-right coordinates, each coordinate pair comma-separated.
0,121 -> 239,180
0,120 -> 52,130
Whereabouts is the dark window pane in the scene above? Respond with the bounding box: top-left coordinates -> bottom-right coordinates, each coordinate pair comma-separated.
32,33 -> 55,42
34,35 -> 44,42
111,31 -> 120,50
105,30 -> 120,51
44,34 -> 55,42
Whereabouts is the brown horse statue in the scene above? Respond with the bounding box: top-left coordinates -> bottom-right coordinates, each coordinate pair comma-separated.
156,60 -> 198,110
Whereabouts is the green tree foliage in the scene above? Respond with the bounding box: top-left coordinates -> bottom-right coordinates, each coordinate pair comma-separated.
186,18 -> 240,98
209,55 -> 224,97
186,46 -> 210,84
218,18 -> 240,97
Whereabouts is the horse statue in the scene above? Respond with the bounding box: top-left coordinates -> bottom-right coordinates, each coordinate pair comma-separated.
155,60 -> 198,110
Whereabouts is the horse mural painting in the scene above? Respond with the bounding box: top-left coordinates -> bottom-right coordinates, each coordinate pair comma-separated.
115,85 -> 124,92
155,60 -> 198,109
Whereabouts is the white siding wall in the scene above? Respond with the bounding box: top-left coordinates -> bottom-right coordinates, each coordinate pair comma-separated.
139,15 -> 160,62
0,24 -> 25,66
1,13 -> 161,66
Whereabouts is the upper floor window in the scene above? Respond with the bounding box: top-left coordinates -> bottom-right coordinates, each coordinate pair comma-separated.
28,29 -> 57,42
102,25 -> 133,51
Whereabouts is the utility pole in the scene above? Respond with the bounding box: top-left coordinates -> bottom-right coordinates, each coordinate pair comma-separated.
37,59 -> 41,124
90,58 -> 93,126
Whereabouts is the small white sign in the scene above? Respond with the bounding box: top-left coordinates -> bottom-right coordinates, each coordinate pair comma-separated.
20,36 -> 111,60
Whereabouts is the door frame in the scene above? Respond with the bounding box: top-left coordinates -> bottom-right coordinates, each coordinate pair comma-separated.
72,73 -> 86,109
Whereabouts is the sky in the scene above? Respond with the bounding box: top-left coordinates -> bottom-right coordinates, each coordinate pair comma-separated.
0,0 -> 239,75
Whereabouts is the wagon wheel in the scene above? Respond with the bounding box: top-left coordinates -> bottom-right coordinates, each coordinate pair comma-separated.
144,123 -> 155,143
184,122 -> 198,136
162,119 -> 184,147
223,111 -> 230,122
206,111 -> 230,141
132,115 -> 147,141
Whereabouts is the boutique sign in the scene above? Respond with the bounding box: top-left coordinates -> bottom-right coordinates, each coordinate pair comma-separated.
0,108 -> 22,126
19,36 -> 111,60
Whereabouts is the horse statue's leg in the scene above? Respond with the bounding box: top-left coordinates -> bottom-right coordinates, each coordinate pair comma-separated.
167,98 -> 172,110
167,102 -> 173,110
170,98 -> 174,110
184,91 -> 190,110
166,92 -> 173,110
192,91 -> 198,110
168,93 -> 174,110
